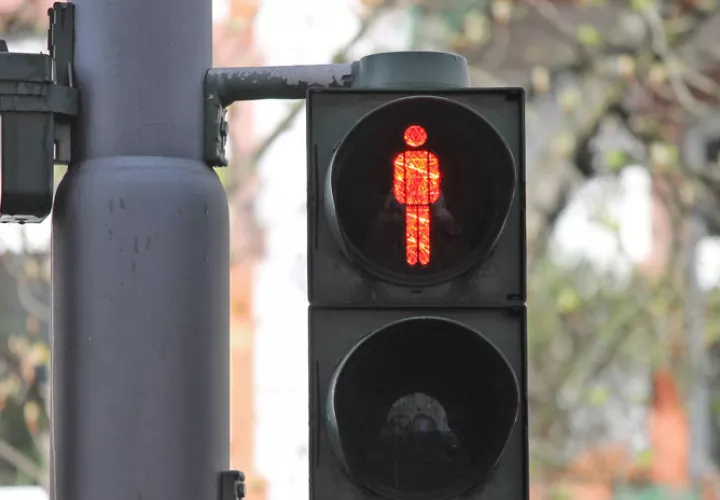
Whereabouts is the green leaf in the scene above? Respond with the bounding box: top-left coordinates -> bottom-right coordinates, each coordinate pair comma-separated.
592,211 -> 620,234
531,66 -> 551,94
214,167 -> 232,189
636,448 -> 653,468
491,0 -> 512,24
649,295 -> 669,315
558,88 -> 581,111
650,142 -> 679,170
587,386 -> 610,406
577,24 -> 602,47
463,10 -> 488,44
552,131 -> 574,156
631,0 -> 654,11
698,0 -> 720,11
605,149 -> 629,171
550,489 -> 572,500
557,287 -> 581,313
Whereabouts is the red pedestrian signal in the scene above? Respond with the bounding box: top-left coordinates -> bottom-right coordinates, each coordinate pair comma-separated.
392,125 -> 441,266
307,86 -> 527,500
323,95 -> 516,286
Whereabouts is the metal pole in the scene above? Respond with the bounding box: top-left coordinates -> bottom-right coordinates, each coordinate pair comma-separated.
51,1 -> 229,500
684,121 -> 713,491
686,207 -> 708,489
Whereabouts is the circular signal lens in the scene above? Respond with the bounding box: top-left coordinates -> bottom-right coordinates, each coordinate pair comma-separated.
325,95 -> 516,286
326,317 -> 520,499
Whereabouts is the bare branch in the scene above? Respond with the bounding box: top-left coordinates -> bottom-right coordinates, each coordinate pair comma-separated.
480,23 -> 511,70
0,0 -> 37,34
527,80 -> 627,270
0,253 -> 51,324
248,0 -> 399,169
250,101 -> 303,166
678,60 -> 720,101
641,4 -> 709,117
0,439 -> 46,488
525,0 -> 589,52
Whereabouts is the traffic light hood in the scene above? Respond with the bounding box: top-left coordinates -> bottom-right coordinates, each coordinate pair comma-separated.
325,316 -> 520,500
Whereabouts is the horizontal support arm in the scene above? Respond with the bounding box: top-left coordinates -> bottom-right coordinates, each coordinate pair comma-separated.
206,63 -> 354,106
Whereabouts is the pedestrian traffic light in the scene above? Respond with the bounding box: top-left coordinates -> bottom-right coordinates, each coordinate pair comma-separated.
0,4 -> 78,223
307,88 -> 527,500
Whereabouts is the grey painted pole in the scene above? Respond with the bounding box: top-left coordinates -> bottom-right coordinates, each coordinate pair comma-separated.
685,121 -> 713,490
51,1 -> 229,500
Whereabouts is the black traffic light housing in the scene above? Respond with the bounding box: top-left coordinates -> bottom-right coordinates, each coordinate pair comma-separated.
308,89 -> 525,307
0,3 -> 78,223
308,86 -> 527,500
0,110 -> 55,222
313,309 -> 526,500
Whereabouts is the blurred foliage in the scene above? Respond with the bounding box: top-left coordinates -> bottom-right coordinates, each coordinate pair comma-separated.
0,0 -> 719,495
0,250 -> 51,486
528,253 -> 661,453
614,487 -> 701,499
401,0 -> 720,492
214,166 -> 233,187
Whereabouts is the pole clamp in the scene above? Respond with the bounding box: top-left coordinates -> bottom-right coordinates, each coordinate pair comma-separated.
219,470 -> 246,500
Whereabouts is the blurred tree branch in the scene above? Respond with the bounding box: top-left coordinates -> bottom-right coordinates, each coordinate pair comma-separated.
0,232 -> 51,324
0,225 -> 51,487
423,2 -> 720,479
248,0 -> 401,169
224,0 -> 402,266
527,81 -> 627,272
0,0 -> 40,35
0,439 -> 45,487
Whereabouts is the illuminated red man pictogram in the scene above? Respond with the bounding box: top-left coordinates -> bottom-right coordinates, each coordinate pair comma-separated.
393,125 -> 441,266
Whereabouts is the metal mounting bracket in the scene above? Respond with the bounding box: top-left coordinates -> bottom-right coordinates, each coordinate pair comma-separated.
0,2 -> 78,223
219,470 -> 246,500
203,63 -> 354,167
0,2 -> 79,166
201,52 -> 470,168
47,1 -> 78,164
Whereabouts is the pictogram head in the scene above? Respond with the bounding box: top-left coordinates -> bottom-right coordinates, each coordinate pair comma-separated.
403,125 -> 427,148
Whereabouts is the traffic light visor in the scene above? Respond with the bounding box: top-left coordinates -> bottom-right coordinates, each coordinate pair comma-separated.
326,317 -> 520,500
325,95 -> 516,286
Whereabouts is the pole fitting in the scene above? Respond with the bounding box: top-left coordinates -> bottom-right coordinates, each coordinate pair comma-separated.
204,64 -> 353,167
219,470 -> 246,500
